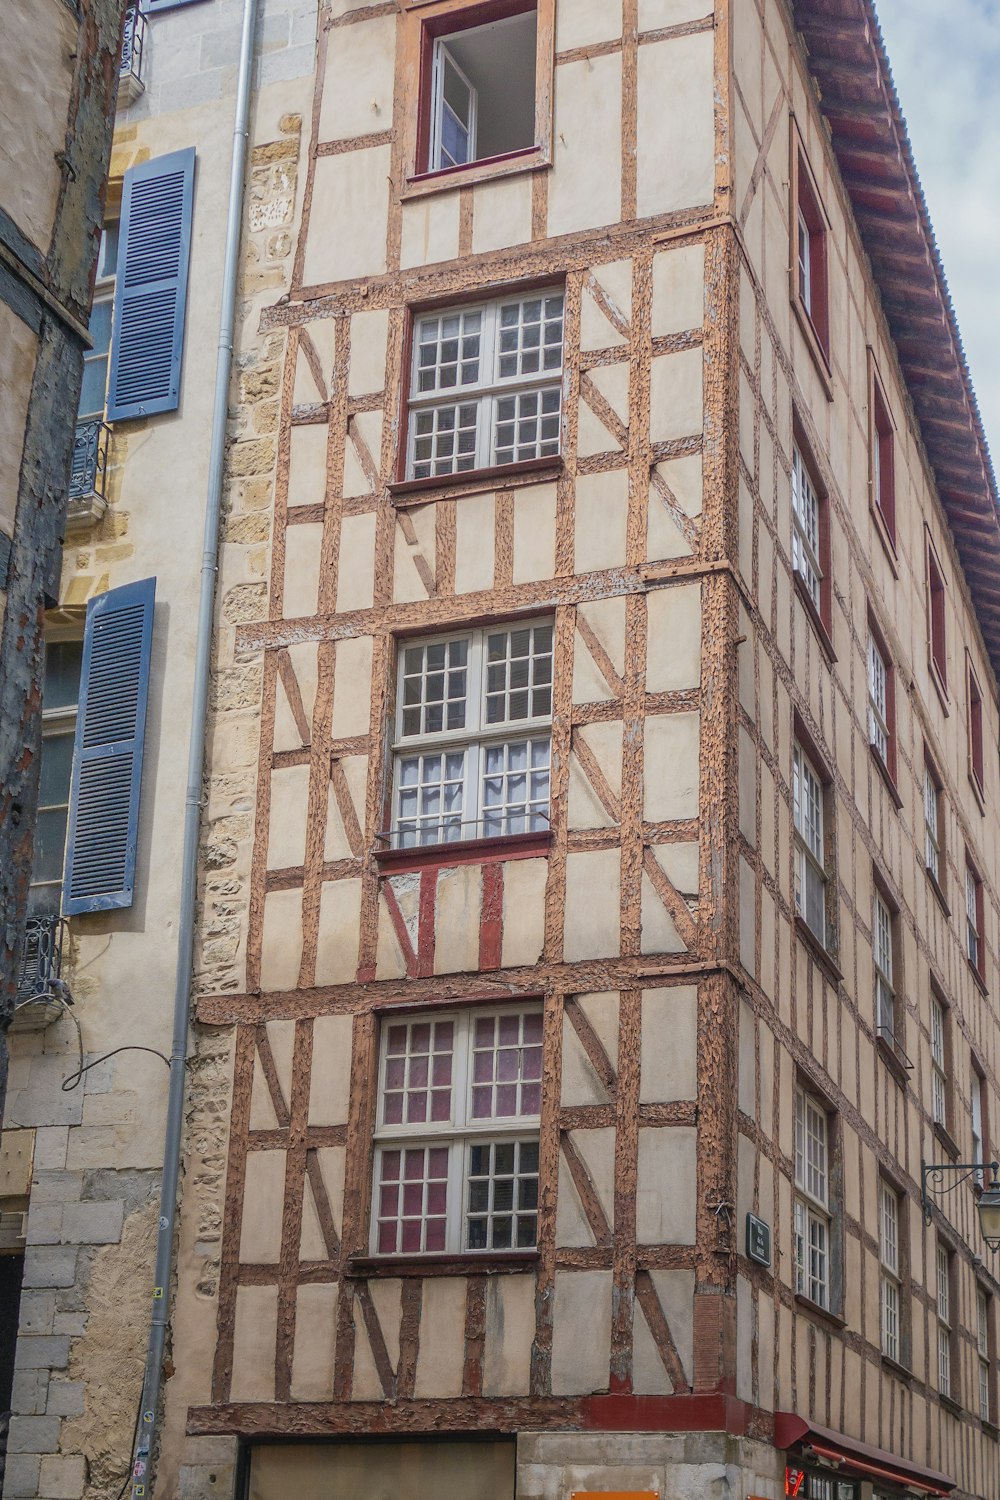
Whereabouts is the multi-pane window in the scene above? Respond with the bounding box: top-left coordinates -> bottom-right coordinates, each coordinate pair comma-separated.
930,996 -> 948,1129
791,447 -> 823,614
425,8 -> 538,173
406,291 -> 564,479
873,889 -> 895,1043
867,631 -> 891,769
978,1289 -> 992,1423
924,759 -> 942,885
879,1181 -> 901,1363
793,1088 -> 831,1309
28,640 -> 84,916
390,621 -> 553,848
966,860 -> 984,978
373,1006 -> 542,1255
793,743 -> 826,945
78,225 -> 119,420
794,148 -> 829,355
936,1242 -> 953,1399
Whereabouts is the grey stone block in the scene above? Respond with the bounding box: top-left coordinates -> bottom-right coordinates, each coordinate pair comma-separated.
18,1291 -> 56,1335
60,1199 -> 124,1246
46,1379 -> 84,1418
78,1055 -> 114,1094
26,1205 -> 62,1246
52,1312 -> 87,1337
38,1453 -> 87,1499
256,42 -> 314,85
32,1128 -> 69,1171
11,1368 -> 49,1416
159,66 -> 224,111
22,1245 -> 77,1289
178,1463 -> 236,1500
12,1335 -> 70,1372
7,1413 -> 61,1453
3,1452 -> 41,1497
31,1171 -> 84,1206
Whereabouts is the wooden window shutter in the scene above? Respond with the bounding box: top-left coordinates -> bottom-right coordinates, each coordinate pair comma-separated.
106,148 -> 195,422
62,578 -> 156,915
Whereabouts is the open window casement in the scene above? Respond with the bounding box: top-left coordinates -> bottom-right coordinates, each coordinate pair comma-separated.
424,8 -> 538,174
432,41 -> 478,169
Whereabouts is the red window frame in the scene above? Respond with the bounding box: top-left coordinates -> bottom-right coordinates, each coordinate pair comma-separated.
967,654 -> 985,800
926,533 -> 948,699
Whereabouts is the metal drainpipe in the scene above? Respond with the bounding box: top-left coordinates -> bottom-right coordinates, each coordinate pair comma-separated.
130,0 -> 258,1489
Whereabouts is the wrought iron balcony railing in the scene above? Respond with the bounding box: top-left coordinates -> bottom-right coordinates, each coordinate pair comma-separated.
119,6 -> 147,104
69,417 -> 110,503
17,914 -> 68,1004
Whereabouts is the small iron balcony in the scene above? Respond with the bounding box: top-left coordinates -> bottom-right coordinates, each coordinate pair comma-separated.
119,6 -> 147,104
17,914 -> 68,1005
68,416 -> 110,506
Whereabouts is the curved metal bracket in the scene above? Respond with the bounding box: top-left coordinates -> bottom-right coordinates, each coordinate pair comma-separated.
921,1157 -> 1000,1225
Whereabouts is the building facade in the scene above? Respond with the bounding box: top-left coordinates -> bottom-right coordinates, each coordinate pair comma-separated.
0,0 -> 316,1496
157,0 -> 1000,1498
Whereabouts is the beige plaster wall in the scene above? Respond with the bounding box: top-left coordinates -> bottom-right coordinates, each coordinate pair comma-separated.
0,0 -> 76,255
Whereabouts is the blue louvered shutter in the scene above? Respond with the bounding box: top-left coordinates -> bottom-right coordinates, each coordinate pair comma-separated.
106,148 -> 195,421
62,578 -> 156,915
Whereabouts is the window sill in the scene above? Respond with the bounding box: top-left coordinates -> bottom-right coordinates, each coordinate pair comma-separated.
64,492 -> 108,537
347,1251 -> 539,1278
869,743 -> 903,810
881,1354 -> 912,1382
939,1393 -> 963,1419
375,829 -> 553,872
403,146 -> 549,200
929,655 -> 950,716
794,915 -> 842,985
926,867 -> 950,918
933,1121 -> 961,1161
792,570 -> 836,663
968,957 -> 989,997
876,1032 -> 912,1087
389,455 -> 563,505
794,1293 -> 846,1330
981,1418 -> 999,1441
870,498 -> 899,577
791,293 -> 834,401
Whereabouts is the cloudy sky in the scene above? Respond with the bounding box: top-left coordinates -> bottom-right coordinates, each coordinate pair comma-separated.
873,0 -> 1000,464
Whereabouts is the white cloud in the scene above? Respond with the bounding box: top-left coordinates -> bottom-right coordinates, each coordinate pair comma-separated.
874,0 -> 1000,463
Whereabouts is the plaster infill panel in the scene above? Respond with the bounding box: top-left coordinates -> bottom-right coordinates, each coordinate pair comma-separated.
317,12 -> 396,142
348,308 -> 389,398
636,32 -> 715,217
649,347 -> 704,444
646,583 -> 702,691
400,192 -> 461,270
308,1014 -> 354,1124
574,470 -> 629,574
413,1277 -> 466,1397
239,1151 -> 287,1262
259,888 -> 305,991
482,1273 -> 535,1396
547,53 -> 622,238
315,879 -> 363,984
472,173 -> 533,255
651,242 -> 705,338
301,147 -> 391,287
0,0 -> 76,254
643,713 -> 699,821
639,986 -> 696,1101
555,0 -> 623,51
287,423 -> 328,510
636,1125 -> 696,1243
564,849 -> 621,960
500,857 -> 547,967
230,1285 -> 278,1402
267,763 -> 311,869
290,1284 -> 339,1400
551,1269 -> 612,1393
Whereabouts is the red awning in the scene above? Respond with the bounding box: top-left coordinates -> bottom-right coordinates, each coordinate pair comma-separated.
774,1413 -> 955,1496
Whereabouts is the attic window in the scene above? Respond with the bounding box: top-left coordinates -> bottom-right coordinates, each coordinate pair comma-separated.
420,4 -> 538,174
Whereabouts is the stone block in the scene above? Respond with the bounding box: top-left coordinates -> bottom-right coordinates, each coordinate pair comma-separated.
3,1453 -> 41,1497
32,1129 -> 69,1170
11,1368 -> 48,1416
12,1335 -> 70,1372
46,1380 -> 84,1417
18,1290 -> 56,1335
22,1245 -> 77,1289
7,1413 -> 61,1452
178,1462 -> 237,1500
60,1199 -> 124,1245
39,1453 -> 87,1499
52,1312 -> 87,1336
30,1171 -> 84,1205
26,1204 -> 62,1245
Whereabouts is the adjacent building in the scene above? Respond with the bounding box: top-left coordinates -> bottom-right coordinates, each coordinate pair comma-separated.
0,0 -> 316,1495
158,0 -> 1000,1498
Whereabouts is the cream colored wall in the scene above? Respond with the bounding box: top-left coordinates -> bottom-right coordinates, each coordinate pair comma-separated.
0,0 -> 76,257
732,0 -> 1000,1492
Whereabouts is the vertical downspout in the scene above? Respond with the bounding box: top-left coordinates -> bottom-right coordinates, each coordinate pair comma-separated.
130,0 -> 258,1489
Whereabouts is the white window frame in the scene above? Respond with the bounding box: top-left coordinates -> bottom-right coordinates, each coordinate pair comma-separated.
879,1181 -> 901,1363
29,636 -> 84,916
930,996 -> 948,1129
390,620 -> 553,848
791,447 -> 823,613
978,1288 -> 992,1422
936,1242 -> 952,1398
371,1005 -> 542,1256
924,762 -> 941,884
966,862 -> 982,972
797,207 -> 812,318
867,633 -> 890,764
406,290 -> 564,480
793,742 -> 827,946
873,888 -> 895,1043
78,223 -> 119,420
430,39 -> 479,170
793,1087 -> 832,1309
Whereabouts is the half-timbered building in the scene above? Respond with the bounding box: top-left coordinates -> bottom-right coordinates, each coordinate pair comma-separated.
162,1 -> 1000,1498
